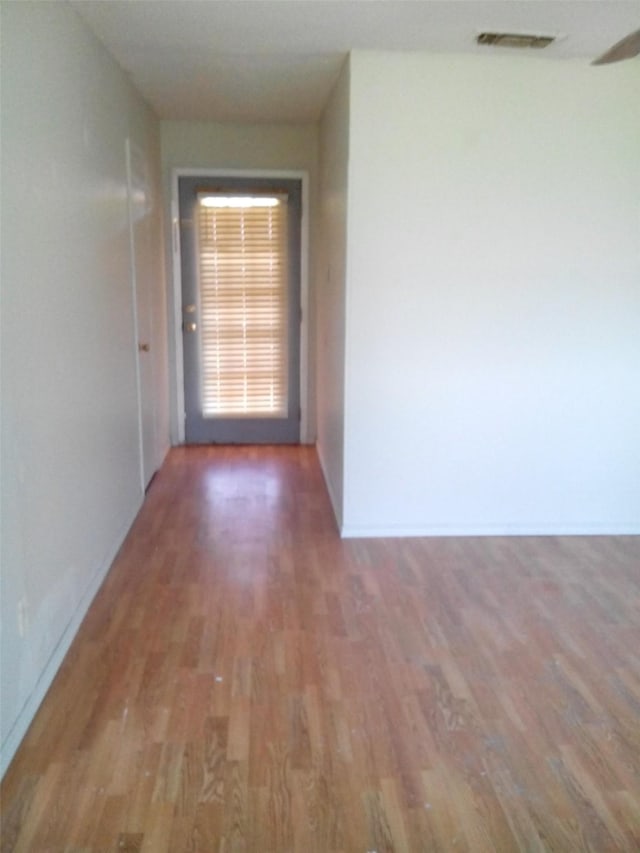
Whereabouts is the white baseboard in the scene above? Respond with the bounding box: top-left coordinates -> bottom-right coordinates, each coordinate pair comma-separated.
340,521 -> 640,538
0,495 -> 143,779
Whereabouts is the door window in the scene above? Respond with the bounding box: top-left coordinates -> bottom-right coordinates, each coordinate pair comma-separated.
196,193 -> 289,419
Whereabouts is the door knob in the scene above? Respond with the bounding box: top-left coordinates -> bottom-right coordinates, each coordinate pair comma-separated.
138,342 -> 150,352
183,322 -> 197,333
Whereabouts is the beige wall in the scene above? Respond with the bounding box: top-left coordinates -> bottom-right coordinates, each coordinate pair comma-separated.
342,51 -> 640,535
160,121 -> 319,442
1,2 -> 168,774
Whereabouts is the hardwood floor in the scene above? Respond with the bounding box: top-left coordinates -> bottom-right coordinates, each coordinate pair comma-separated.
2,445 -> 639,851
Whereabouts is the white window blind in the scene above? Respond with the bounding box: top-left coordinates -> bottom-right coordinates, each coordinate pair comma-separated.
196,193 -> 289,418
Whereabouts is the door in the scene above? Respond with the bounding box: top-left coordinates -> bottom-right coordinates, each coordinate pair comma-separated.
179,176 -> 301,444
126,138 -> 157,488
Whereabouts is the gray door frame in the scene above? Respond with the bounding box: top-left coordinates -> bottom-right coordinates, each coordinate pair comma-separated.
169,168 -> 311,445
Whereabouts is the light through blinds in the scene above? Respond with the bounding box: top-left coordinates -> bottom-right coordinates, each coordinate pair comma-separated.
196,193 -> 289,418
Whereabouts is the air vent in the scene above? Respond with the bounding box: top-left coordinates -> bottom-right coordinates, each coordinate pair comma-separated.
477,32 -> 555,50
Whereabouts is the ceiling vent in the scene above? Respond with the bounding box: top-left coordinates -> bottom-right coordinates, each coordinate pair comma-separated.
477,32 -> 555,50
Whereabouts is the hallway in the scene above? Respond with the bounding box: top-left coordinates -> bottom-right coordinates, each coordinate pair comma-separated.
2,446 -> 639,851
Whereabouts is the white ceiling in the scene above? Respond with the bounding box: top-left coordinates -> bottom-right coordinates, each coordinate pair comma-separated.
72,1 -> 640,123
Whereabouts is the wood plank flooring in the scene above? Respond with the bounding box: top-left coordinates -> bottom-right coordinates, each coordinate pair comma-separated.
2,445 -> 639,851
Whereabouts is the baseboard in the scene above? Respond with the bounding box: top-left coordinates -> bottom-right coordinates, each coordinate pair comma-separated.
340,522 -> 640,538
315,442 -> 343,531
0,494 -> 143,779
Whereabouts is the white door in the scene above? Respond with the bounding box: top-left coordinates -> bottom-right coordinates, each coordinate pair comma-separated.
126,138 -> 156,488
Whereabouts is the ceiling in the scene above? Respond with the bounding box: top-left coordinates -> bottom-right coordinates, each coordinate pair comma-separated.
72,1 -> 640,123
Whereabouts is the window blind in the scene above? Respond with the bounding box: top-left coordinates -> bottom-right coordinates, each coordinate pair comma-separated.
196,194 -> 289,418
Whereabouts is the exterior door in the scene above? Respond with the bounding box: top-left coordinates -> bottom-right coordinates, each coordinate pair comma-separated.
179,176 -> 301,444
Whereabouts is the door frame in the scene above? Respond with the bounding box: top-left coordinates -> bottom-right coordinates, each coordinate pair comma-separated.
170,168 -> 311,445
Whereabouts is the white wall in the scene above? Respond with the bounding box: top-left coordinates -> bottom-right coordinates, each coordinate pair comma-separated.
343,51 -> 640,535
317,61 -> 351,526
1,2 -> 168,775
160,121 -> 319,443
